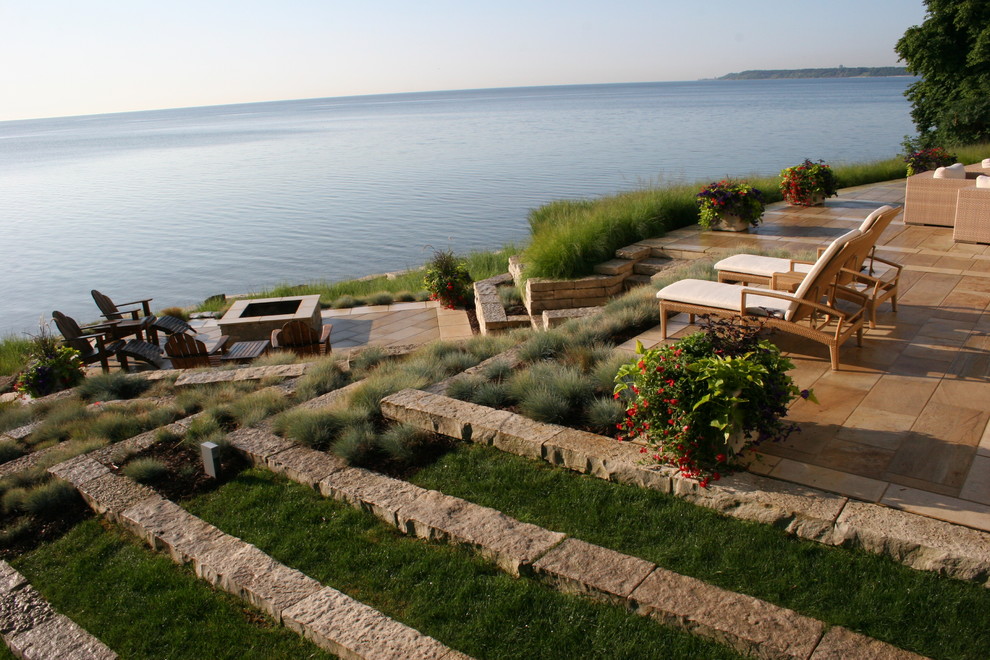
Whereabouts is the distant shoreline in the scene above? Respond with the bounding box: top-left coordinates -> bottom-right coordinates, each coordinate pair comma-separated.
719,67 -> 910,80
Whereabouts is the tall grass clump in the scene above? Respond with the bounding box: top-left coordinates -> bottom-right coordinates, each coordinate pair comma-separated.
227,388 -> 290,427
77,373 -> 151,402
523,185 -> 698,279
0,335 -> 32,377
293,357 -> 349,401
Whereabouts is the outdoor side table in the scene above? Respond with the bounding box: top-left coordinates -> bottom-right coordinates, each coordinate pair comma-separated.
220,339 -> 271,364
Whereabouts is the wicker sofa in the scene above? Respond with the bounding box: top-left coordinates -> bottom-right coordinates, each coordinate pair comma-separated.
953,184 -> 990,244
903,167 -> 982,227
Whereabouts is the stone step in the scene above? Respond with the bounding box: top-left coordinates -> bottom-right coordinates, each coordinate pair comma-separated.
651,247 -> 707,260
0,561 -> 117,659
633,257 -> 673,276
615,243 -> 652,261
623,274 -> 653,290
593,258 -> 636,276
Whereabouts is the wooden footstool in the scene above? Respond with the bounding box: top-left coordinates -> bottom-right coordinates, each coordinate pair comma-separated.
220,340 -> 270,364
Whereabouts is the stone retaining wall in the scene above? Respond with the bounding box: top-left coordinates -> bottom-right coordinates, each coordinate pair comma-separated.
380,388 -> 990,586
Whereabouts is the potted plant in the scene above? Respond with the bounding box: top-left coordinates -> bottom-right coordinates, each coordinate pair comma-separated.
904,147 -> 956,176
423,247 -> 473,309
779,159 -> 839,206
696,180 -> 766,231
613,316 -> 814,487
13,323 -> 85,398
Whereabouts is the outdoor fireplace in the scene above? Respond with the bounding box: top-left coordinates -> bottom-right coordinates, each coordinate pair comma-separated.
218,294 -> 322,342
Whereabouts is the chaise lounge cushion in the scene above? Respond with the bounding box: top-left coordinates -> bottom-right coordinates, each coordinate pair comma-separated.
714,254 -> 813,279
933,163 -> 967,179
656,280 -> 791,316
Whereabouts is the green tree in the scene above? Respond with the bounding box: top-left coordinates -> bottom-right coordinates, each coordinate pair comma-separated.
895,0 -> 990,146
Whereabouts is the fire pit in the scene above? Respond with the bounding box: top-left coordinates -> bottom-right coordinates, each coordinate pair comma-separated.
218,294 -> 322,343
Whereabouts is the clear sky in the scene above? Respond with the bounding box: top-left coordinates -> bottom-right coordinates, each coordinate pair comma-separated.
1,0 -> 928,122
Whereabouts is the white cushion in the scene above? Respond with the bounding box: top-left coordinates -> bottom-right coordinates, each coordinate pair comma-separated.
788,228 -> 860,321
714,254 -> 811,278
656,279 -> 790,317
977,175 -> 990,189
857,205 -> 893,233
981,158 -> 990,168
934,163 -> 967,179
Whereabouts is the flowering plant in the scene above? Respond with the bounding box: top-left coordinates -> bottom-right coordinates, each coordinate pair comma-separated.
779,159 -> 839,206
13,323 -> 85,398
613,317 -> 814,486
424,247 -> 473,309
695,180 -> 766,230
903,147 -> 956,176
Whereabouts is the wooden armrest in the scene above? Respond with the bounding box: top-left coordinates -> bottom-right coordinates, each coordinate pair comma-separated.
319,324 -> 333,343
740,288 -> 854,321
866,254 -> 903,272
211,335 -> 231,354
117,299 -> 154,316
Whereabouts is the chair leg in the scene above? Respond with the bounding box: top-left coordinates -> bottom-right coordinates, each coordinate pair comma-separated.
829,345 -> 840,371
660,304 -> 668,339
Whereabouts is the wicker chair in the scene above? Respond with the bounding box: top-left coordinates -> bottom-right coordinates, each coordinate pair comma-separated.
953,186 -> 990,244
657,230 -> 873,370
270,320 -> 332,357
903,169 -> 981,227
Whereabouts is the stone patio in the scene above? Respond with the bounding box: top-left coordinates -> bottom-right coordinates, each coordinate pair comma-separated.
624,179 -> 990,534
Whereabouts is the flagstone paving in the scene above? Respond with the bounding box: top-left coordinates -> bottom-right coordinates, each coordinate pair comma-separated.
622,179 -> 990,534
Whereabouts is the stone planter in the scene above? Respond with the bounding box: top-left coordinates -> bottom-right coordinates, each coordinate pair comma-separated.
710,213 -> 750,232
786,192 -> 826,207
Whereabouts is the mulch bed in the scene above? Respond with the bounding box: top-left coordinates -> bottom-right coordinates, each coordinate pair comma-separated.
0,503 -> 92,560
118,438 -> 249,502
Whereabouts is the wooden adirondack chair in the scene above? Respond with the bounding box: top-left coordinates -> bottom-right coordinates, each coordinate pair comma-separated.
52,311 -> 164,372
91,289 -> 193,343
270,320 -> 332,357
164,333 -> 230,369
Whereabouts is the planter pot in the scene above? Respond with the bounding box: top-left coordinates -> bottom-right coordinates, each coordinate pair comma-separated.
787,192 -> 826,207
711,213 -> 750,232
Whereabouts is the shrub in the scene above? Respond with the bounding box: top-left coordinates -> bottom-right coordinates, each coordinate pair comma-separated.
517,385 -> 571,424
424,248 -> 473,309
904,147 -> 956,176
518,331 -> 569,363
376,424 -> 430,464
472,382 -> 512,409
350,346 -> 388,373
0,440 -> 24,464
274,408 -> 367,450
586,396 -> 626,435
446,375 -> 486,403
394,291 -> 417,302
158,306 -> 190,321
2,488 -> 27,514
228,389 -> 290,427
23,480 -> 79,518
13,324 -> 85,398
614,317 -> 813,485
332,420 -> 378,465
331,295 -> 358,309
479,359 -> 513,383
77,373 -> 151,402
86,412 -> 144,442
367,292 -> 395,306
293,358 -> 349,401
122,458 -> 169,484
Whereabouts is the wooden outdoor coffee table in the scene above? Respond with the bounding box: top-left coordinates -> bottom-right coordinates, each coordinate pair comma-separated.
220,339 -> 270,364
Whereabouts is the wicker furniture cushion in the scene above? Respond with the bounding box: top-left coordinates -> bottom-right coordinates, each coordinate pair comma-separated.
934,163 -> 966,179
982,158 -> 990,168
977,175 -> 990,189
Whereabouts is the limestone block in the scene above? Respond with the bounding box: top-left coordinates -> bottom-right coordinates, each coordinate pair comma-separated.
834,500 -> 990,583
0,578 -> 52,637
381,390 -> 512,446
265,446 -> 348,489
318,467 -> 427,527
283,587 -> 456,660
7,613 -> 118,660
396,489 -> 565,575
120,497 -> 228,565
616,244 -> 652,260
676,471 -> 848,543
87,427 -> 164,467
47,455 -> 109,486
543,428 -> 624,475
532,538 -> 655,605
810,626 -> 928,660
225,427 -> 297,465
201,543 -> 322,621
630,567 -> 824,659
0,562 -> 26,596
75,472 -> 159,522
594,259 -> 636,276
4,423 -> 39,442
492,414 -> 562,459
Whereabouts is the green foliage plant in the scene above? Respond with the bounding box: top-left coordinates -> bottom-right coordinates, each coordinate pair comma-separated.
904,147 -> 957,176
779,159 -> 839,206
423,248 -> 473,309
896,1 -> 990,146
122,458 -> 169,484
13,324 -> 85,398
613,317 -> 814,486
76,373 -> 150,402
695,180 -> 766,229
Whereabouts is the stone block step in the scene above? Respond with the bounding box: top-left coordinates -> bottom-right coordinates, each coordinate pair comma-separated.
623,274 -> 653,290
593,258 -> 636,276
652,247 -> 707,260
633,257 -> 673,276
615,243 -> 652,260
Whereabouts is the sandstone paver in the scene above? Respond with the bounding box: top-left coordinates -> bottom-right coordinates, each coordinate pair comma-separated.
810,626 -> 929,660
532,538 -> 655,604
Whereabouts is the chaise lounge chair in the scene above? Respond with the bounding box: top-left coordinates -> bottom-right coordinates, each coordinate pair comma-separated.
713,205 -> 903,327
270,320 -> 332,357
656,228 -> 874,370
163,333 -> 231,369
52,311 -> 164,372
91,289 -> 192,344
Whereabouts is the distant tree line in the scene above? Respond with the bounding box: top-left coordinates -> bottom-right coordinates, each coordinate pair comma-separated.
719,67 -> 910,80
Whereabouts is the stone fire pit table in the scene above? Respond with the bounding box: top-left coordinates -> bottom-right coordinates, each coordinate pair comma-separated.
218,294 -> 322,343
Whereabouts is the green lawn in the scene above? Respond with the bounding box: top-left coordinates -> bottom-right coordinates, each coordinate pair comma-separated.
12,520 -> 332,659
184,468 -> 743,659
409,444 -> 990,660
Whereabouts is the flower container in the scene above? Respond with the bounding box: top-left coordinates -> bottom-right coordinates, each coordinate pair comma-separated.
711,213 -> 750,232
779,159 -> 839,207
696,180 -> 765,231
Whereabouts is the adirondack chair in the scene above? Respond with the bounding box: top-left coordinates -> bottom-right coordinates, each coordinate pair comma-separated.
52,311 -> 164,372
270,320 -> 332,357
91,289 -> 192,343
163,333 -> 230,369
656,229 -> 873,370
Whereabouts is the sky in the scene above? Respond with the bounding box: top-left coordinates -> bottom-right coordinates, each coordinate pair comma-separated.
1,1 -> 929,122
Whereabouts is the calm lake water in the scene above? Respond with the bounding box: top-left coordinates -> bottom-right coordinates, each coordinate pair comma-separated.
0,78 -> 915,336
